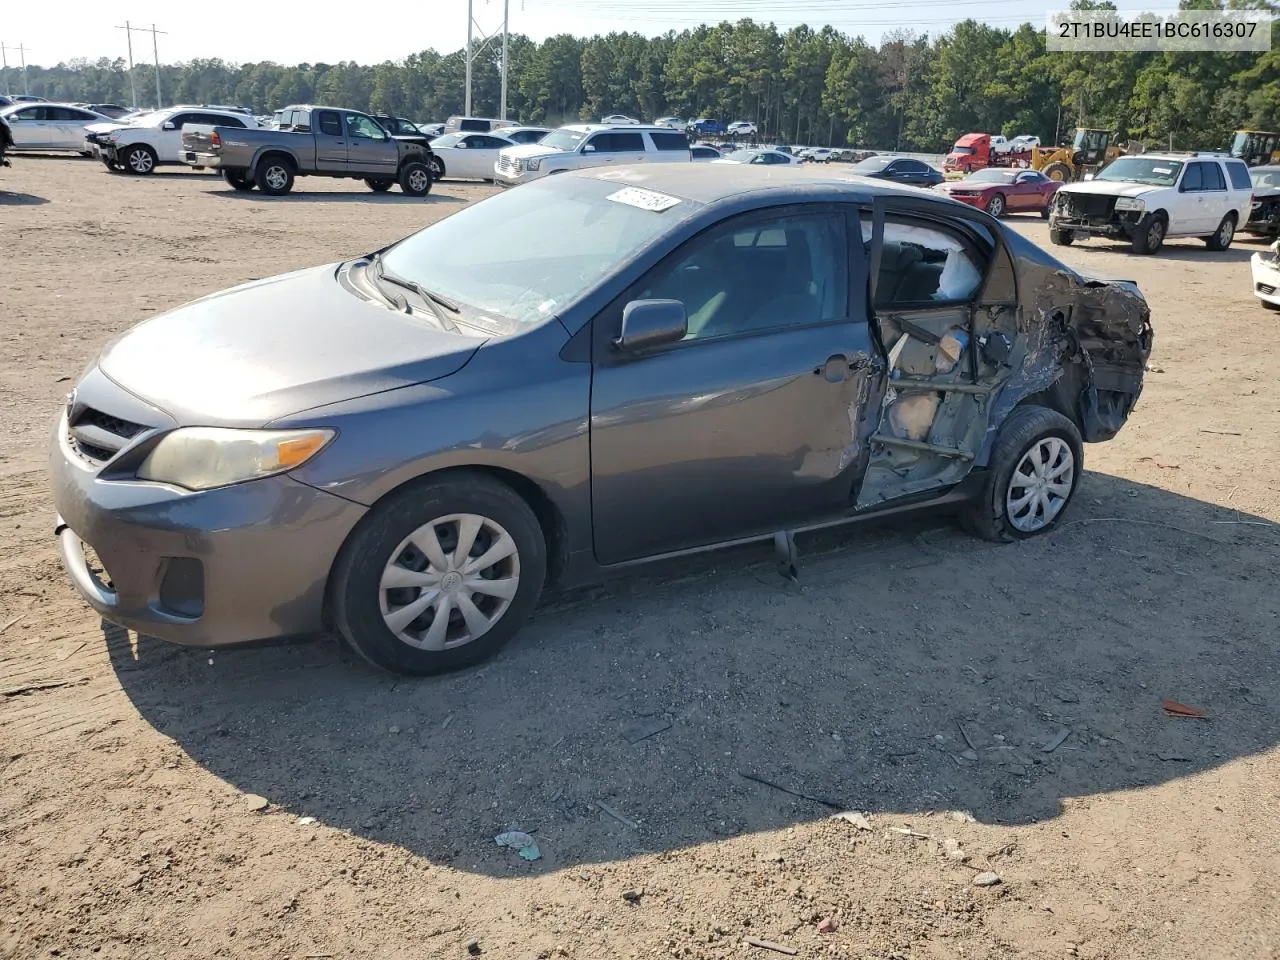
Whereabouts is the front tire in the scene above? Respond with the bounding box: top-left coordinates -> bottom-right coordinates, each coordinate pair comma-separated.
1041,161 -> 1072,182
331,473 -> 547,676
399,162 -> 432,196
122,144 -> 157,175
255,157 -> 295,196
1131,213 -> 1166,254
1049,227 -> 1074,245
427,155 -> 445,180
960,405 -> 1083,543
1205,213 -> 1235,251
986,192 -> 1006,218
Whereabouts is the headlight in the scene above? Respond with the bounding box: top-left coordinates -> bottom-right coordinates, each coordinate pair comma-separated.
526,158 -> 541,171
107,133 -> 120,142
136,427 -> 334,491
1113,196 -> 1145,212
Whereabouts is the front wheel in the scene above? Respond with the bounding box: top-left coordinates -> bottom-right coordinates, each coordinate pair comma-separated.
1131,213 -> 1166,255
1049,227 -> 1074,245
122,144 -> 157,175
1205,213 -> 1235,251
366,177 -> 394,192
399,162 -> 432,196
986,192 -> 1006,218
427,155 -> 444,180
331,473 -> 547,676
959,405 -> 1083,543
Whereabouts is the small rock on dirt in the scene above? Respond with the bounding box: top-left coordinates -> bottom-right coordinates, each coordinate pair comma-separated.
817,917 -> 839,934
622,888 -> 643,903
833,811 -> 872,831
244,794 -> 269,812
959,748 -> 979,762
466,938 -> 482,955
973,871 -> 1002,887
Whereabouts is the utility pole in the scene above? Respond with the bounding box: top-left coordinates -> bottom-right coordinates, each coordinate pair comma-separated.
117,22 -> 166,108
465,0 -> 473,117
500,0 -> 509,121
1,43 -> 31,95
116,22 -> 138,107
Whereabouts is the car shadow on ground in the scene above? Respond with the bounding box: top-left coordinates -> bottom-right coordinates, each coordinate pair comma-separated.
0,189 -> 49,205
107,472 -> 1280,878
207,189 -> 465,204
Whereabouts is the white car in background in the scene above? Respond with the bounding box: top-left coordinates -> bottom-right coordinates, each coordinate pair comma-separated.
711,148 -> 799,166
601,114 -> 640,125
428,131 -> 517,180
727,121 -> 758,137
494,123 -> 691,185
498,126 -> 551,145
802,147 -> 836,163
655,116 -> 685,129
0,102 -> 112,154
1009,134 -> 1041,152
691,144 -> 721,162
85,106 -> 260,174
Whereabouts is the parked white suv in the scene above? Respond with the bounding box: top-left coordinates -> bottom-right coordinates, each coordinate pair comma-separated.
86,106 -> 260,174
494,124 -> 690,185
1049,152 -> 1253,254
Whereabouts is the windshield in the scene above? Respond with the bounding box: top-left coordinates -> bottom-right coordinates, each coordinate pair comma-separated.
1252,169 -> 1280,190
538,128 -> 587,151
118,110 -> 166,126
430,134 -> 461,148
723,149 -> 757,162
967,169 -> 1017,183
380,178 -> 692,325
1094,156 -> 1182,186
950,146 -> 974,155
852,156 -> 893,171
1231,132 -> 1251,155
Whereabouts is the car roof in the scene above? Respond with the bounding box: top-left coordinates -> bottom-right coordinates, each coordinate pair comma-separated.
558,123 -> 676,133
1251,164 -> 1280,172
570,163 -> 947,206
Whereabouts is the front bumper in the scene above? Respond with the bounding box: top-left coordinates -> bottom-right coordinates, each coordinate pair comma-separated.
493,161 -> 547,186
1250,252 -> 1280,306
50,409 -> 367,647
1049,209 -> 1144,238
939,192 -> 984,208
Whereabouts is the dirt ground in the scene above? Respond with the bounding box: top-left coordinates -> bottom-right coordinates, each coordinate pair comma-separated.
2,157 -> 1278,960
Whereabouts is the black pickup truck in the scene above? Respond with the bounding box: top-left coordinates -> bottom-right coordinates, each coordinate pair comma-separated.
180,104 -> 435,196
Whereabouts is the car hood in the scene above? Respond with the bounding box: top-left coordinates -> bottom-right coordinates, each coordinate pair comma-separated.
500,142 -> 572,160
1059,180 -> 1161,199
97,264 -> 485,427
84,121 -> 131,136
937,180 -> 998,192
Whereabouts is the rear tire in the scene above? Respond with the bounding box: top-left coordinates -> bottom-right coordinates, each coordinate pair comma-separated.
959,405 -> 1083,543
255,156 -> 295,196
366,177 -> 394,192
1204,213 -> 1235,251
1049,227 -> 1074,245
122,144 -> 157,175
223,170 -> 255,192
331,472 -> 547,676
400,162 -> 433,196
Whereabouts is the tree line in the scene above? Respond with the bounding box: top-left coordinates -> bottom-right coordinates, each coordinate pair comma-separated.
7,2 -> 1280,152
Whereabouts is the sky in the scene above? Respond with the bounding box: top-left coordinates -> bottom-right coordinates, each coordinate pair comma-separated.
2,0 -> 1171,68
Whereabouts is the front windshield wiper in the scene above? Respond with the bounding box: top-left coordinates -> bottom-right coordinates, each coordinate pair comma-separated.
369,251 -> 460,329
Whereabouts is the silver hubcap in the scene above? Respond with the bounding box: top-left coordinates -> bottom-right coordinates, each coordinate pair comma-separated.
1149,221 -> 1163,247
429,159 -> 442,175
1219,219 -> 1233,245
265,166 -> 288,190
379,513 -> 520,650
408,169 -> 428,192
130,150 -> 152,172
990,196 -> 1003,216
1006,437 -> 1074,533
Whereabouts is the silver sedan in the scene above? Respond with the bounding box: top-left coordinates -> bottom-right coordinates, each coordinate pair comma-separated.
0,102 -> 113,153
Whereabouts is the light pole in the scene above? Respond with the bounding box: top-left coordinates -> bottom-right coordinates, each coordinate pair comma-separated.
117,22 -> 166,108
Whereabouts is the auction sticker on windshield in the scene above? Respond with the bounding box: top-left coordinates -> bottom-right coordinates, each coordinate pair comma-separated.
607,187 -> 682,212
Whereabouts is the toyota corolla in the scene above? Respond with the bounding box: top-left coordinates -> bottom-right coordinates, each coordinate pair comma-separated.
50,166 -> 1152,675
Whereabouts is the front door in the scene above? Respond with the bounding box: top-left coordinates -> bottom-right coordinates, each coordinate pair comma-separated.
589,206 -> 882,564
7,106 -> 49,148
313,110 -> 347,172
344,111 -> 398,177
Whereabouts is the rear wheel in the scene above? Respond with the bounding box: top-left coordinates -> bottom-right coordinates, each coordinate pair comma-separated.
366,177 -> 394,192
223,170 -> 255,192
1204,213 -> 1235,251
960,405 -> 1083,543
1049,227 -> 1074,245
331,473 -> 547,676
255,156 -> 295,196
122,144 -> 157,175
399,162 -> 432,196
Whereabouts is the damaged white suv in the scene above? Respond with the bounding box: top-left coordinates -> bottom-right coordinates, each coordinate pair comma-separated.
1048,153 -> 1253,255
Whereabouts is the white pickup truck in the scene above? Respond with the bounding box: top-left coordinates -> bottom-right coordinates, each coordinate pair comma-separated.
1049,152 -> 1253,254
494,123 -> 691,186
84,106 -> 259,174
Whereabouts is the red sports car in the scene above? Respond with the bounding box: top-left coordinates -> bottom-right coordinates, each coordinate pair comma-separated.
933,168 -> 1062,218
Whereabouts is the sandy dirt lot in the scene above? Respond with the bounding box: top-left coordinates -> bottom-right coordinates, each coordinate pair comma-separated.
1,157 -> 1278,960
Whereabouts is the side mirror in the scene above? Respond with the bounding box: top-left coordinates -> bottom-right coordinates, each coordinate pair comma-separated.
454,141 -> 467,148
615,299 -> 687,352
1083,172 -> 1095,180
162,121 -> 176,130
583,143 -> 596,153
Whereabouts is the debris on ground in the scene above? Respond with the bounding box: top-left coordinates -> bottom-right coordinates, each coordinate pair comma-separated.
943,838 -> 968,861
494,831 -> 541,861
832,810 -> 872,831
745,937 -> 798,955
244,794 -> 269,812
817,917 -> 839,934
623,717 -> 672,744
973,872 -> 1002,887
739,771 -> 843,809
1163,699 -> 1209,720
621,888 -> 643,903
1042,729 -> 1071,753
466,938 -> 482,956
890,827 -> 932,840
596,800 -> 640,830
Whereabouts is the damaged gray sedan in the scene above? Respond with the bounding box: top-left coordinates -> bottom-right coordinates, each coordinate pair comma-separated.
50,166 -> 1152,675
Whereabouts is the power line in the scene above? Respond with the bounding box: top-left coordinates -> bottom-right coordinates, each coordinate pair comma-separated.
116,21 -> 167,108
0,42 -> 31,95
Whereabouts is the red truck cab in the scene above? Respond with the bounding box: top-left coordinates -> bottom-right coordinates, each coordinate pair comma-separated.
944,133 -> 990,173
